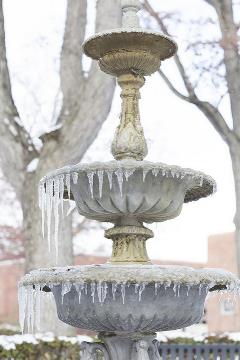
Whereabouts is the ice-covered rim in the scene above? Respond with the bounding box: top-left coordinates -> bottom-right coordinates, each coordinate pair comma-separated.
82,28 -> 177,60
39,159 -> 216,203
19,264 -> 239,291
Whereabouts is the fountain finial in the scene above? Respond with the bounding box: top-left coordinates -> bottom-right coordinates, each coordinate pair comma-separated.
121,0 -> 141,28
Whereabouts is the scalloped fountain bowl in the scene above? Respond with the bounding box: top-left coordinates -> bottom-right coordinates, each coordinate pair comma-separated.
40,160 -> 216,225
19,264 -> 239,334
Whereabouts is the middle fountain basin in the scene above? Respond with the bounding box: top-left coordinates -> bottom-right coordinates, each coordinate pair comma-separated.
40,160 -> 216,225
19,264 -> 238,334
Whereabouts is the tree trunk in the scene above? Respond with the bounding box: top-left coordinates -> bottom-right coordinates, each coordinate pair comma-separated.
230,141 -> 240,276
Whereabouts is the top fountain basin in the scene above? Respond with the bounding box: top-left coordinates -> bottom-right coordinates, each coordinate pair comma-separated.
82,29 -> 177,76
40,160 -> 216,225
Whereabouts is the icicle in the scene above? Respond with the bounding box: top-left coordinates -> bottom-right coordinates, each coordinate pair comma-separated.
154,283 -> 158,295
18,285 -> 27,334
173,284 -> 177,297
124,169 -> 134,181
35,284 -> 41,332
199,175 -> 204,187
87,171 -> 95,198
199,284 -> 203,295
53,176 -> 60,262
61,283 -> 72,304
91,282 -> 96,303
142,169 -> 148,182
135,283 -> 139,294
112,283 -> 117,300
97,170 -> 104,198
59,175 -> 65,214
115,169 -> 123,197
74,283 -> 84,304
138,283 -> 146,301
177,285 -> 180,297
39,183 -> 46,239
46,178 -> 54,252
97,282 -> 103,303
107,170 -> 113,190
186,285 -> 190,296
152,169 -> 159,177
65,173 -> 71,203
26,285 -> 34,333
72,172 -> 78,184
121,283 -> 126,304
102,282 -> 108,303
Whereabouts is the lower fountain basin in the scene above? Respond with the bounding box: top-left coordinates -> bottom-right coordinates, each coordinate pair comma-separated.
52,282 -> 206,332
19,264 -> 238,334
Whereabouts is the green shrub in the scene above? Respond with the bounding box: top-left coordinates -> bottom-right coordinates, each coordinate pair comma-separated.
0,339 -> 81,360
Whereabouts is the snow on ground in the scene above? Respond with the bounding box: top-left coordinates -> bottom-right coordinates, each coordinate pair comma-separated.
0,330 -> 240,349
0,332 -> 92,350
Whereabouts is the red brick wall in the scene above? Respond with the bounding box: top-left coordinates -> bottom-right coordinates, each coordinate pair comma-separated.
0,261 -> 24,324
206,233 -> 240,333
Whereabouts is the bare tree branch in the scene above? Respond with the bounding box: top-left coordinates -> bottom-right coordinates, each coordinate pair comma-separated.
39,0 -> 121,167
144,0 -> 233,144
0,0 -> 37,197
158,69 -> 233,144
208,0 -> 240,136
58,0 -> 87,125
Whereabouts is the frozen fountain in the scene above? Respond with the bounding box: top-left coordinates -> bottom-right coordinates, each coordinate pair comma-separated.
19,1 -> 239,359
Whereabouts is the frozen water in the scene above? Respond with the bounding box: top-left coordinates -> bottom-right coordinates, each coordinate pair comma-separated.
72,172 -> 78,184
87,171 -> 95,198
53,176 -> 60,261
18,285 -> 27,334
115,169 -> 123,197
107,170 -> 113,189
97,170 -> 104,198
65,173 -> 71,203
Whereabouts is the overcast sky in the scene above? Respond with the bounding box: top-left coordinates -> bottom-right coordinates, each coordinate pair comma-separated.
2,0 -> 236,263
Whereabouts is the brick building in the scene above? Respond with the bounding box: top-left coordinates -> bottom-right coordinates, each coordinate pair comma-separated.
0,228 -> 239,334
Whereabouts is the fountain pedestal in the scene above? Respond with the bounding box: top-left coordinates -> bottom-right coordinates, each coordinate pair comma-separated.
81,333 -> 159,360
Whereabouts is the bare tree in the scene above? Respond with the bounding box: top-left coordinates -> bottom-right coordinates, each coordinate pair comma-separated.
0,0 -> 120,270
0,0 -> 120,332
143,0 -> 240,275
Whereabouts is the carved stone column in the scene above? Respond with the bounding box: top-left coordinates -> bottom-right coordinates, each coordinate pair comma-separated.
105,225 -> 153,263
111,73 -> 147,161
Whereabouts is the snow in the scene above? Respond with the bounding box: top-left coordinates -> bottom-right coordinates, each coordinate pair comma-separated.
0,333 -> 92,350
26,158 -> 39,173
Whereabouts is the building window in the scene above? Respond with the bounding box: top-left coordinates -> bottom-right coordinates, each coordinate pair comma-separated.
220,299 -> 235,315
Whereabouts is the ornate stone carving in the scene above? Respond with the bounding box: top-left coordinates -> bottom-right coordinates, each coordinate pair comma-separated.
105,225 -> 153,263
99,50 -> 161,77
81,341 -> 110,360
111,74 -> 147,161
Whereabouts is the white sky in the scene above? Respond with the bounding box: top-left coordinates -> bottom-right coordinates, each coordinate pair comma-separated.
2,0 -> 236,263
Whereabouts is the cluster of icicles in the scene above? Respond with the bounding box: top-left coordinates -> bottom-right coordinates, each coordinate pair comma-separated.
39,166 -> 215,261
18,280 -> 235,334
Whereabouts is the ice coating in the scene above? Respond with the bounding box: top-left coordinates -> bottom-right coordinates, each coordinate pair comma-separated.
19,264 -> 239,289
38,160 -> 216,260
18,264 -> 240,334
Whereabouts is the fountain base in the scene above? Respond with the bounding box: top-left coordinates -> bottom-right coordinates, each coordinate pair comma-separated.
82,332 -> 160,360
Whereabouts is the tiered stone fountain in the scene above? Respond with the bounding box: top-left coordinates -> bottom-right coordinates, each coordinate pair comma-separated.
19,1 -> 239,359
